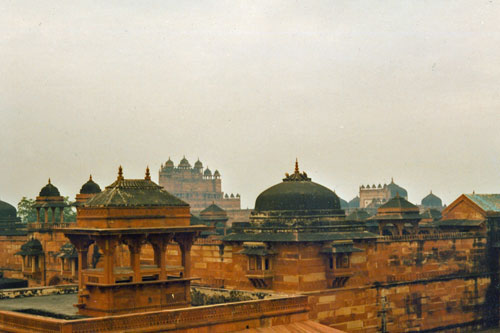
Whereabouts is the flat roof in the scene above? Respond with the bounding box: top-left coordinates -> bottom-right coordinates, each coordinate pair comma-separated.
0,294 -> 78,317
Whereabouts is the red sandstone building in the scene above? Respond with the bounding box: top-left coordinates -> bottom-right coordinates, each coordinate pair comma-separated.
0,163 -> 499,332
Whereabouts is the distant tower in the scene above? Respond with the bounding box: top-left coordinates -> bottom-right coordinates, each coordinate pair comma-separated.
158,156 -> 241,213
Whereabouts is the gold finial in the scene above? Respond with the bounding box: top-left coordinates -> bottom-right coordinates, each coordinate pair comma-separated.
48,178 -> 51,184
117,165 -> 124,180
145,166 -> 151,180
295,158 -> 299,173
89,174 -> 93,181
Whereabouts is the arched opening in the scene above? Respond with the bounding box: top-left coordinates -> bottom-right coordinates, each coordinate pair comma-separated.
48,275 -> 61,286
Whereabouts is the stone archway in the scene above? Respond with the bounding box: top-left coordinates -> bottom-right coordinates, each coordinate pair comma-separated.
48,275 -> 61,286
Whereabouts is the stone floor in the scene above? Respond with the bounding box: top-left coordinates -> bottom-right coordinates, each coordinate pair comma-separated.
0,294 -> 78,316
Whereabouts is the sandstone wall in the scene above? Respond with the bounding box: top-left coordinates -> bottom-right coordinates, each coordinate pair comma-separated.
182,234 -> 493,332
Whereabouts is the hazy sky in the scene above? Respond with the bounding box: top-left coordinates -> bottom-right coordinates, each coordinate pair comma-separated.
2,1 -> 500,209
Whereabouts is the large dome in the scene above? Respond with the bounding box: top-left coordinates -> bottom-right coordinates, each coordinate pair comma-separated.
0,200 -> 17,219
254,162 -> 340,212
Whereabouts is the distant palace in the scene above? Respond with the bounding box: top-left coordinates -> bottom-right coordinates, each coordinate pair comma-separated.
158,156 -> 241,213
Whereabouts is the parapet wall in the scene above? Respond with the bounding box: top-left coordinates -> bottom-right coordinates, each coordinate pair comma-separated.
0,293 -> 308,333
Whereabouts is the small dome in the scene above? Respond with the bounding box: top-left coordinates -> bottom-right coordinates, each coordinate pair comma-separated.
39,179 -> 60,197
0,200 -> 17,219
178,156 -> 191,168
213,170 -> 220,178
165,158 -> 174,168
194,159 -> 203,169
225,193 -> 229,198
348,196 -> 360,208
387,178 -> 408,198
204,168 -> 212,177
230,193 -> 235,198
80,175 -> 102,194
421,191 -> 442,207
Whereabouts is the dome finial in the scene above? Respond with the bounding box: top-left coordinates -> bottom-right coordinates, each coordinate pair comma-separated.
145,166 -> 151,180
295,158 -> 299,173
117,165 -> 124,181
48,178 -> 51,184
89,174 -> 93,181
391,177 -> 394,183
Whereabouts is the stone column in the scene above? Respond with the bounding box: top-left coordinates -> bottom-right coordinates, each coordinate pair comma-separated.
21,256 -> 25,271
44,208 -> 48,224
60,208 -> 64,224
60,258 -> 64,274
71,258 -> 76,277
126,238 -> 142,283
51,207 -> 56,223
36,208 -> 40,223
31,256 -> 36,272
150,235 -> 169,280
176,234 -> 194,279
98,237 -> 117,285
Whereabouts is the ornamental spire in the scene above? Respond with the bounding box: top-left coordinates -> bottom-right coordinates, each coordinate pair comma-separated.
145,166 -> 151,180
89,174 -> 93,181
283,158 -> 311,182
117,165 -> 124,181
48,178 -> 51,184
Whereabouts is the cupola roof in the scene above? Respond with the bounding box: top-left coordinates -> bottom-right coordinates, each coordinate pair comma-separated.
79,175 -> 102,194
194,159 -> 203,169
178,156 -> 191,168
39,179 -> 61,197
204,167 -> 212,177
165,157 -> 174,168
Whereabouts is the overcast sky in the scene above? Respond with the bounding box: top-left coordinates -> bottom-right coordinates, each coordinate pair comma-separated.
2,1 -> 500,209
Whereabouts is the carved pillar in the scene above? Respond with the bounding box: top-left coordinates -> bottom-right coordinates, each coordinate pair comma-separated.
97,237 -> 117,284
36,208 -> 40,223
60,208 -> 64,224
175,234 -> 194,279
31,256 -> 35,272
149,235 -> 170,280
60,258 -> 64,274
395,223 -> 404,236
71,259 -> 76,277
51,207 -> 56,223
44,208 -> 48,224
125,237 -> 142,283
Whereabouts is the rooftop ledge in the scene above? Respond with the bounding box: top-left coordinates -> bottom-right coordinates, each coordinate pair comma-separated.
56,225 -> 209,235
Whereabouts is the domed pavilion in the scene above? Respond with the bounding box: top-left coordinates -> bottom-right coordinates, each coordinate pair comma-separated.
224,161 -> 377,290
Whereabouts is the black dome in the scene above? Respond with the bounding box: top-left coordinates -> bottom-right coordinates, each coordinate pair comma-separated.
39,179 -> 60,197
0,200 -> 17,219
255,181 -> 340,212
80,175 -> 102,194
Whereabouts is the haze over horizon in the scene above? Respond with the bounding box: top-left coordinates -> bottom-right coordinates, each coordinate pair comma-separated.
2,1 -> 500,209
